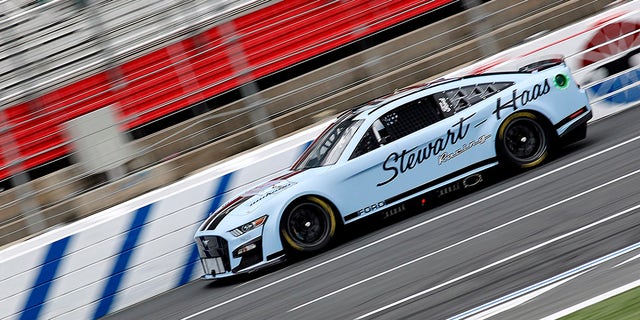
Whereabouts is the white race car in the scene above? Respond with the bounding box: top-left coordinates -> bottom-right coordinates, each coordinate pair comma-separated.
195,58 -> 592,279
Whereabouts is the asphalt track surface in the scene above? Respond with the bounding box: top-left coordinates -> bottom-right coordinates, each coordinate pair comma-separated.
106,105 -> 640,320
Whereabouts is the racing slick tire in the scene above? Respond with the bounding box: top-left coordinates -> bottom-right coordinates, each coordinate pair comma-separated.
280,196 -> 338,254
497,111 -> 554,169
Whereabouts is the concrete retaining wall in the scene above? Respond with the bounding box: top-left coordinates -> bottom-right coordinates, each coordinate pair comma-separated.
0,125 -> 321,319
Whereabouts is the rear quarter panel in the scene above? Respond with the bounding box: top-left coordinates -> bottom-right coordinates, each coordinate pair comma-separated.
485,66 -> 590,135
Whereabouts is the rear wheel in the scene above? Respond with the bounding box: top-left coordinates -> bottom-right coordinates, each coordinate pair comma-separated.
280,196 -> 338,254
497,112 -> 553,169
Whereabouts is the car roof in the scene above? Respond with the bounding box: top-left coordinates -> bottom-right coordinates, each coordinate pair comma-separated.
349,71 -> 528,120
350,78 -> 456,120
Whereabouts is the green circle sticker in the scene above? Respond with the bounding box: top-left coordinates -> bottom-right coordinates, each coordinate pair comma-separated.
554,73 -> 570,89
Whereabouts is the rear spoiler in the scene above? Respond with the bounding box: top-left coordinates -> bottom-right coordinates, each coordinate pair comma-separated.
517,56 -> 565,73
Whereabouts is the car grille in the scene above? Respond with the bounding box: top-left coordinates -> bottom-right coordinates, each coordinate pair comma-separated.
198,236 -> 231,275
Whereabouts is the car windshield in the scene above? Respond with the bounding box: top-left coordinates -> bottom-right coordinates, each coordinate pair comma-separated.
294,115 -> 362,170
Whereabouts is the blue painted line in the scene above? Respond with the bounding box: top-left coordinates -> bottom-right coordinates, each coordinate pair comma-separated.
93,204 -> 152,319
19,236 -> 72,320
176,172 -> 234,286
590,70 -> 640,104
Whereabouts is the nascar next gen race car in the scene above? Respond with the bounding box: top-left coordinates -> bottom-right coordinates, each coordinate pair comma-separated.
194,58 -> 592,279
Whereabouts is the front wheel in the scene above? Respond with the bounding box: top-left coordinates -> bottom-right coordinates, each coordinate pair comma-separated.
280,196 -> 338,254
497,112 -> 553,169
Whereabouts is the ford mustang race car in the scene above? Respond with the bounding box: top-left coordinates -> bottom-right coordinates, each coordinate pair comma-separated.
194,58 -> 592,279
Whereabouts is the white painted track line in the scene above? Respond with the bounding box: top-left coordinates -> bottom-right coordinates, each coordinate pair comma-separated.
540,279 -> 640,320
449,242 -> 640,319
291,167 -> 640,312
354,203 -> 640,319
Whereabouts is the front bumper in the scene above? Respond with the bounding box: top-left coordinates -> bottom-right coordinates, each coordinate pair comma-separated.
196,234 -> 285,279
200,254 -> 286,280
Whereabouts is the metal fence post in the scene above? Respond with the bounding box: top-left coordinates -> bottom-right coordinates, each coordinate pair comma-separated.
75,0 -> 126,90
0,110 -> 46,236
219,20 -> 276,145
0,1 -> 46,234
462,0 -> 499,58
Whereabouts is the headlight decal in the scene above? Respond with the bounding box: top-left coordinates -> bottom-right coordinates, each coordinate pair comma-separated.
229,215 -> 268,237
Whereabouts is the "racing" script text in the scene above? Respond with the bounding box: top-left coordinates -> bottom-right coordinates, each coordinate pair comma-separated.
378,114 -> 474,186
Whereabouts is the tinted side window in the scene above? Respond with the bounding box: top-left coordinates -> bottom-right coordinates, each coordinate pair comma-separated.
350,96 -> 444,159
439,82 -> 513,113
350,128 -> 379,159
379,97 -> 443,142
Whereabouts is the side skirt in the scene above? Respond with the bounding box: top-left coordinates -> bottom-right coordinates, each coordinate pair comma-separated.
345,159 -> 498,222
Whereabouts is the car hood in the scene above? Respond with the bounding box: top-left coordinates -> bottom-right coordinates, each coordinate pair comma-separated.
236,171 -> 302,212
198,168 -> 324,232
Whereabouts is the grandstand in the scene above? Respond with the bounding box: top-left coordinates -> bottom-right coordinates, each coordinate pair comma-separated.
0,0 -> 462,189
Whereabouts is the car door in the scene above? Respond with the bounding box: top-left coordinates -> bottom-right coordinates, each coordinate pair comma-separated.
327,121 -> 401,222
329,83 -> 507,221
329,95 -> 447,221
345,89 -> 497,214
371,93 -> 465,199
386,83 -> 510,196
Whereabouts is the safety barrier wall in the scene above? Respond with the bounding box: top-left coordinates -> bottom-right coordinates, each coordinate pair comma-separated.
1,1 -> 639,319
0,124 -> 322,320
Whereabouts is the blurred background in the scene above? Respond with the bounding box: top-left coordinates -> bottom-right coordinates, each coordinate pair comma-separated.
0,0 -> 634,246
